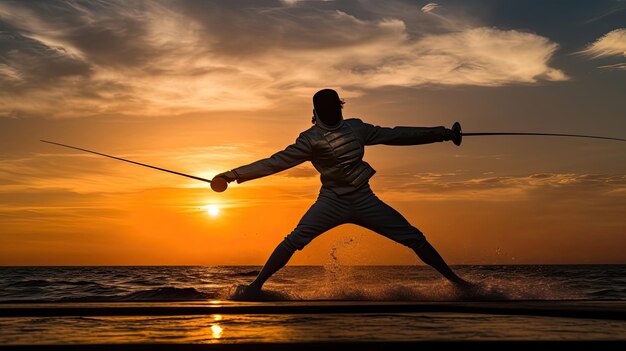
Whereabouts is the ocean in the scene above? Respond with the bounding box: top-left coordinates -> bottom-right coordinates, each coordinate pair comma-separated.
1,265 -> 625,302
1,265 -> 625,345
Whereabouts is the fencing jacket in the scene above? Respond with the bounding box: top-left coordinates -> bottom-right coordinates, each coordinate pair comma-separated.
233,118 -> 450,195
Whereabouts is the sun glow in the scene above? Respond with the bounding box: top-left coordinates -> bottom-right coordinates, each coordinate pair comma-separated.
203,204 -> 220,217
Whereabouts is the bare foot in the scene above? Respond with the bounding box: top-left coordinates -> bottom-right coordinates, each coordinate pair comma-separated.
231,284 -> 262,301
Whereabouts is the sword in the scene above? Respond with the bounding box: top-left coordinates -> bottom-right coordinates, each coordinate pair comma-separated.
450,122 -> 625,146
40,140 -> 229,192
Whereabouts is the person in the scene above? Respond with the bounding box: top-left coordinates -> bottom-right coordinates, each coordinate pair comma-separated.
214,89 -> 471,300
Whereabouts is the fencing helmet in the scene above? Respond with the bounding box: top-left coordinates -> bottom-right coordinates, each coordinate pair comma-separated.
313,89 -> 344,128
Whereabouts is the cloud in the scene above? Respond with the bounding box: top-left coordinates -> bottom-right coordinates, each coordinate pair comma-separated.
584,28 -> 626,57
384,27 -> 566,86
376,172 -> 626,201
0,1 -> 567,119
420,3 -> 439,14
583,28 -> 626,69
0,27 -> 91,84
598,63 -> 626,70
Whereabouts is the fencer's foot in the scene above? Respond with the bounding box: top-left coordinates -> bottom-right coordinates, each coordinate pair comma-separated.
452,278 -> 476,292
231,284 -> 263,301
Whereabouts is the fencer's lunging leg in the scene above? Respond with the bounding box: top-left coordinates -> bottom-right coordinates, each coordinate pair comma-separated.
249,242 -> 294,290
411,241 -> 467,286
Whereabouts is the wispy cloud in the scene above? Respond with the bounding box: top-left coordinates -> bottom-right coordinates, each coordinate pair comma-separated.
0,0 -> 567,119
420,3 -> 439,13
376,172 -> 626,201
583,28 -> 626,69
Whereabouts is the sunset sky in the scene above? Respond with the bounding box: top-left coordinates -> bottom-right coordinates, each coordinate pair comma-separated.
1,0 -> 625,265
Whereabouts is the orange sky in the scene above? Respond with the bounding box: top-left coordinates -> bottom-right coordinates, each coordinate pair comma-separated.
0,1 -> 625,265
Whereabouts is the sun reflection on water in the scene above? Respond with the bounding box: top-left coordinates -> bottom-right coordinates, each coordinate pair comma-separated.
210,314 -> 223,339
210,324 -> 223,339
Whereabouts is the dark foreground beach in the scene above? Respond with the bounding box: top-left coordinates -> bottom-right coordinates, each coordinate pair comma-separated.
1,266 -> 625,349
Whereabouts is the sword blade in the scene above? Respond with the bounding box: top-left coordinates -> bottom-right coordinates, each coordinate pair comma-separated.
462,132 -> 625,142
40,140 -> 212,183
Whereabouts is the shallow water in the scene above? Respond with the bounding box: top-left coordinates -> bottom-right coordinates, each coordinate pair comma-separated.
0,265 -> 624,302
1,313 -> 625,344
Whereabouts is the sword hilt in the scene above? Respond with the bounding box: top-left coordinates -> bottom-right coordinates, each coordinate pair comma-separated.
210,177 -> 228,192
451,122 -> 462,146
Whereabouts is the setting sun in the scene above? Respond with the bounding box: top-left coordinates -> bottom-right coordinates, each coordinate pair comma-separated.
204,205 -> 220,217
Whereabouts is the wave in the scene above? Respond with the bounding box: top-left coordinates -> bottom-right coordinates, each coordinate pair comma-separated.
118,287 -> 214,301
225,270 -> 260,277
588,288 -> 626,298
6,280 -> 51,288
60,287 -> 215,302
7,280 -> 106,288
238,270 -> 261,277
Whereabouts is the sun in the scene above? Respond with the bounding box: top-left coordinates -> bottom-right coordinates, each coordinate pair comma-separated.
204,204 -> 220,217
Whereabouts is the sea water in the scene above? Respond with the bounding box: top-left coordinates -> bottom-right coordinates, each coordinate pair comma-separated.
0,265 -> 625,344
0,265 -> 624,302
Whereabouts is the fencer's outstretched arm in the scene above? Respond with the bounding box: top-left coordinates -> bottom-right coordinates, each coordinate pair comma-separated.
353,119 -> 453,146
231,133 -> 312,183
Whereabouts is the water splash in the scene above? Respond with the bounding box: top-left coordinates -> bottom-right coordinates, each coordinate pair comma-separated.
264,255 -> 578,301
271,274 -> 574,301
324,237 -> 358,283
